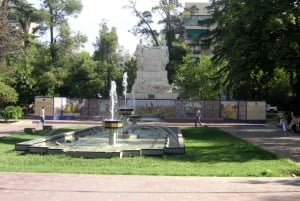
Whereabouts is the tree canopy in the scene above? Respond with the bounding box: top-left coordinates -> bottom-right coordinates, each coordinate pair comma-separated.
207,0 -> 300,108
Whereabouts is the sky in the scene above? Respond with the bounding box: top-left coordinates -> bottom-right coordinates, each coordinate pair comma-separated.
29,0 -> 209,55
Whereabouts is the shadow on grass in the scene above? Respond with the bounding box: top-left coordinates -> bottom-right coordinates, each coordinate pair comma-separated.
166,127 -> 279,163
0,128 -> 77,146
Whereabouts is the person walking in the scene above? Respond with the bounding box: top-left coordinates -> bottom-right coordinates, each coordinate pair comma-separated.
40,106 -> 45,126
195,108 -> 203,127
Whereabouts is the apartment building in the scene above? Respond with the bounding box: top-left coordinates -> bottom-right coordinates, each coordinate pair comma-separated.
184,2 -> 214,56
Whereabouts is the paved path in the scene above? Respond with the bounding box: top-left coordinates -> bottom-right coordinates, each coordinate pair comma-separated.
1,173 -> 300,201
0,120 -> 299,201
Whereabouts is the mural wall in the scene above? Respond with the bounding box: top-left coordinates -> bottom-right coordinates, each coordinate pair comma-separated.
35,97 -> 266,123
34,97 -> 55,118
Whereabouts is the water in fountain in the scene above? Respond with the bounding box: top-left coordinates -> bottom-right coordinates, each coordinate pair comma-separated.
131,89 -> 136,114
119,72 -> 134,118
122,72 -> 128,108
109,80 -> 118,120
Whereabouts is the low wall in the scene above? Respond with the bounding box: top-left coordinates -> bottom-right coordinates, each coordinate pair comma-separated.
34,97 -> 266,123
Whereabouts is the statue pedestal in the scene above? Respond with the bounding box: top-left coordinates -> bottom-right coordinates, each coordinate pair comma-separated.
130,45 -> 179,99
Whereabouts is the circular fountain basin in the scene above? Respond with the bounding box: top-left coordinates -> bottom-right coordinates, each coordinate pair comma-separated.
103,120 -> 123,128
15,125 -> 185,158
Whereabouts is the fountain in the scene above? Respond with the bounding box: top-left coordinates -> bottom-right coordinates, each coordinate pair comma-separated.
118,72 -> 134,116
15,77 -> 185,158
103,81 -> 123,129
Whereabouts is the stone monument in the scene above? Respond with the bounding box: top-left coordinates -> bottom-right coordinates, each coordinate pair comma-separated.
128,41 -> 179,99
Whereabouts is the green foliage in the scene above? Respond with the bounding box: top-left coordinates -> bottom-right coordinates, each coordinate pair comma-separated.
167,43 -> 188,83
93,21 -> 122,98
93,21 -> 118,62
208,0 -> 300,106
267,68 -> 291,107
0,106 -> 23,122
123,58 -> 137,93
0,82 -> 18,107
175,54 -> 225,100
41,0 -> 83,61
152,0 -> 183,49
12,60 -> 36,105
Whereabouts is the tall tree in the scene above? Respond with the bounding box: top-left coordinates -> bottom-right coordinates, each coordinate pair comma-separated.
93,21 -> 121,98
0,0 -> 20,106
152,0 -> 184,84
125,0 -> 159,46
0,0 -> 22,61
41,0 -> 82,61
269,0 -> 300,110
9,0 -> 41,57
152,0 -> 182,49
126,0 -> 186,84
6,0 -> 43,105
207,0 -> 300,103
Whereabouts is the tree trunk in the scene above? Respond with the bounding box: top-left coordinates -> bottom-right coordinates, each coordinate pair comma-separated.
294,70 -> 300,112
49,7 -> 55,61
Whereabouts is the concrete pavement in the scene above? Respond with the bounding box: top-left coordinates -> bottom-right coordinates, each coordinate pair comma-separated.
0,173 -> 300,201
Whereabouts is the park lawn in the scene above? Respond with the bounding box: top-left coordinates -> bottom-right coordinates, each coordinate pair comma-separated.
0,127 -> 299,177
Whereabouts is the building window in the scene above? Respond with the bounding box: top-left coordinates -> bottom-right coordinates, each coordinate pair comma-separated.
185,15 -> 209,26
186,29 -> 207,39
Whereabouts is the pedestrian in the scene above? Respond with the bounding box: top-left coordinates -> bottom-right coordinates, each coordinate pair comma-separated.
40,106 -> 45,126
279,113 -> 287,131
194,108 -> 203,127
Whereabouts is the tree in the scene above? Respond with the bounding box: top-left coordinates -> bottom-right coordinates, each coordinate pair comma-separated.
126,0 -> 186,84
167,42 -> 188,83
0,82 -> 18,107
125,0 -> 159,46
152,0 -> 185,83
29,41 -> 58,96
0,0 -> 22,61
0,0 -> 20,106
0,105 -> 23,122
268,0 -> 300,110
7,0 -> 44,105
175,54 -> 225,100
41,0 -> 82,61
152,0 -> 182,49
123,58 -> 137,94
207,0 -> 300,105
93,21 -> 121,98
9,0 -> 41,57
60,51 -> 102,98
267,68 -> 291,108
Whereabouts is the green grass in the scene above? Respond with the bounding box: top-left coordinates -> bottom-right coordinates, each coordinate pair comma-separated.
0,127 -> 299,177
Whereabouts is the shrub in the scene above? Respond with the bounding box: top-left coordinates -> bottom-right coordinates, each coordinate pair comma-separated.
0,106 -> 23,122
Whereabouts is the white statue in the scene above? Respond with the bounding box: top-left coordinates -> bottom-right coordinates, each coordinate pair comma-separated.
130,42 -> 178,99
134,39 -> 145,70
